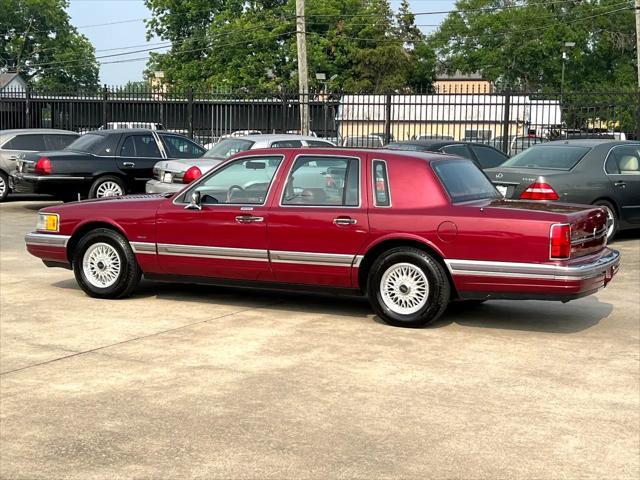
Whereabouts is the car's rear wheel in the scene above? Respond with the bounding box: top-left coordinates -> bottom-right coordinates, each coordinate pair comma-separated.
72,228 -> 141,299
593,200 -> 618,241
89,176 -> 126,199
368,247 -> 450,327
0,171 -> 9,202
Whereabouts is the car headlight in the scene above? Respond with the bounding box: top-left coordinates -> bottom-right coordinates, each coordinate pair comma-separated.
36,213 -> 59,232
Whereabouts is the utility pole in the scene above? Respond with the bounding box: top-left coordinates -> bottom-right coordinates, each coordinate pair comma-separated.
295,0 -> 309,135
636,0 -> 640,88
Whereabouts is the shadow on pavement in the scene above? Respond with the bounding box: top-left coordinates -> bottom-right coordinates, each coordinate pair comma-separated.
52,276 -> 612,334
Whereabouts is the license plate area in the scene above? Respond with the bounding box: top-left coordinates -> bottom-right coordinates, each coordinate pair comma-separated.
162,172 -> 173,183
494,183 -> 515,198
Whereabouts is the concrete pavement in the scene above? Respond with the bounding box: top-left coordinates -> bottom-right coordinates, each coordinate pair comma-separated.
1,198 -> 638,479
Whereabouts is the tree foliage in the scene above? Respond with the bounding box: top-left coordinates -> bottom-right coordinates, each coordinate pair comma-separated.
0,0 -> 99,90
143,0 -> 436,92
428,0 -> 637,92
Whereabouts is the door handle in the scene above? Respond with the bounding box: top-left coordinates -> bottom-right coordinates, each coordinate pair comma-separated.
333,217 -> 357,226
122,162 -> 136,168
235,215 -> 264,223
614,181 -> 627,188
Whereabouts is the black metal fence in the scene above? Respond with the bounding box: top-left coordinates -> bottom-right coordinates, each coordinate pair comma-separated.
1,86 -> 638,153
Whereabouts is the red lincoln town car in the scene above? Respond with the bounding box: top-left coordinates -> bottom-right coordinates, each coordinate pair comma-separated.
25,148 -> 620,327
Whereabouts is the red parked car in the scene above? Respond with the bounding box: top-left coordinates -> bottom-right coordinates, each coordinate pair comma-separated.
25,148 -> 620,327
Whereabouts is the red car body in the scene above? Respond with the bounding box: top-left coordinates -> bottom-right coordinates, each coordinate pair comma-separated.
25,148 -> 620,326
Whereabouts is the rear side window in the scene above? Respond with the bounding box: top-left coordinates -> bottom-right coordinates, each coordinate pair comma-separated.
45,134 -> 78,150
441,144 -> 472,159
605,145 -> 640,174
270,140 -> 303,148
372,160 -> 391,207
282,155 -> 359,206
120,135 -> 161,158
433,159 -> 501,203
470,145 -> 508,169
3,134 -> 46,151
501,145 -> 590,170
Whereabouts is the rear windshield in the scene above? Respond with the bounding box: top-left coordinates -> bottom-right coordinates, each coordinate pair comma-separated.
64,133 -> 117,155
500,145 -> 590,170
432,159 -> 501,203
205,138 -> 254,159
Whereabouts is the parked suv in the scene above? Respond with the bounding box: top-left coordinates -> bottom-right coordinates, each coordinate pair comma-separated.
0,129 -> 79,201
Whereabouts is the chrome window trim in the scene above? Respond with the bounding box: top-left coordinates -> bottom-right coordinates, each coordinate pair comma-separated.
279,153 -> 362,209
603,143 -> 640,176
25,232 -> 70,248
371,158 -> 392,208
172,153 -> 286,207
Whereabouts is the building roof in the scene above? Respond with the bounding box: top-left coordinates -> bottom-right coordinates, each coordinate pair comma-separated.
435,71 -> 484,81
0,73 -> 26,90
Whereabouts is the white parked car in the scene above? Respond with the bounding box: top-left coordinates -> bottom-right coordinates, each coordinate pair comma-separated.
146,134 -> 335,194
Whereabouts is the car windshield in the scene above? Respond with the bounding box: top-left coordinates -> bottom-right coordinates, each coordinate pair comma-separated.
205,138 -> 254,159
432,159 -> 501,203
64,133 -> 114,154
500,145 -> 590,170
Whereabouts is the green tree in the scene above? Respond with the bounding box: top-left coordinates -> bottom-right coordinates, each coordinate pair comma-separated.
0,0 -> 99,91
143,0 -> 437,92
427,0 -> 637,92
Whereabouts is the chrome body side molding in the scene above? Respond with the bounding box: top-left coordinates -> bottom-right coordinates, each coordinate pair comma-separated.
157,243 -> 269,262
25,232 -> 71,248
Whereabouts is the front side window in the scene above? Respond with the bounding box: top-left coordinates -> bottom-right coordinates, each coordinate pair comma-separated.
160,134 -> 205,158
433,159 -> 501,203
205,138 -> 255,159
120,135 -> 161,158
282,155 -> 359,207
3,134 -> 46,151
372,160 -> 391,207
191,155 -> 283,205
605,145 -> 640,175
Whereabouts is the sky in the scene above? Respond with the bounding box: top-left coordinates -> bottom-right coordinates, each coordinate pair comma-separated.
67,0 -> 456,85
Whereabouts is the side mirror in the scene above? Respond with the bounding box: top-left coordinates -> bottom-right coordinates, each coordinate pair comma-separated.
185,190 -> 202,210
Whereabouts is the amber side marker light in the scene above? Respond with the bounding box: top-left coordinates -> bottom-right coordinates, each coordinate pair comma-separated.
36,213 -> 60,232
550,223 -> 571,260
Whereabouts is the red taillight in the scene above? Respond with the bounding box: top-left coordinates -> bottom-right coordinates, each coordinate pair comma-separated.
34,157 -> 51,175
519,181 -> 559,200
182,166 -> 202,184
550,223 -> 571,259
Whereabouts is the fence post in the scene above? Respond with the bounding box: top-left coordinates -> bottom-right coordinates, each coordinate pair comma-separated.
281,93 -> 288,134
24,85 -> 31,128
187,87 -> 194,139
501,92 -> 511,154
102,85 -> 108,128
636,91 -> 640,141
384,93 -> 392,144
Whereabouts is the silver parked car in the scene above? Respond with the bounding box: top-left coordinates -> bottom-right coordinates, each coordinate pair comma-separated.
0,128 -> 79,201
146,134 -> 335,194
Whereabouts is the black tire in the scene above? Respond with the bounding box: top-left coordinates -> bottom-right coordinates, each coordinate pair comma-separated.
88,175 -> 126,199
72,228 -> 141,299
0,171 -> 9,202
367,247 -> 450,328
593,199 -> 618,241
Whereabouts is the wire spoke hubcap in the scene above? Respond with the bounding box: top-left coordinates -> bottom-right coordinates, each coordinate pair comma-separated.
96,181 -> 123,198
380,262 -> 429,315
601,205 -> 616,239
0,176 -> 6,197
82,242 -> 121,288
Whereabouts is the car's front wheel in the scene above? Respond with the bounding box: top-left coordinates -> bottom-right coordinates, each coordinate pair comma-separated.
72,228 -> 141,299
367,247 -> 450,327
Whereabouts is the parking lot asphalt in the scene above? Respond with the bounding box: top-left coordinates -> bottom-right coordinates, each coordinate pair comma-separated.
1,197 -> 639,479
